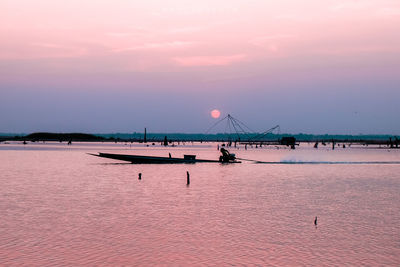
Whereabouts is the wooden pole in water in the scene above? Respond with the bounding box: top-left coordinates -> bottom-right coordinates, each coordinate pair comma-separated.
138,173 -> 142,180
186,171 -> 190,185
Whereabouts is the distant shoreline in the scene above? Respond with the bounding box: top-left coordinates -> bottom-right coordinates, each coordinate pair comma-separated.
0,132 -> 398,147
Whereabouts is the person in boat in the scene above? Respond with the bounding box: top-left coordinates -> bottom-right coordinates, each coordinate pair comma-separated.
219,147 -> 236,162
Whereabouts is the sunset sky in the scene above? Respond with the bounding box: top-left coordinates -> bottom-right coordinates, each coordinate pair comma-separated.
1,0 -> 399,134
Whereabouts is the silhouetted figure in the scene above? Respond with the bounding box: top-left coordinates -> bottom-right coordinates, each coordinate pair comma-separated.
220,147 -> 230,162
186,171 -> 190,185
169,153 -> 171,158
217,144 -> 219,150
314,216 -> 318,226
314,142 -> 318,148
68,140 -> 72,145
138,173 -> 142,180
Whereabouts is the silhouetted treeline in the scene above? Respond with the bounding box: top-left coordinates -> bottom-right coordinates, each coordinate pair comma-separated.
97,132 -> 396,142
24,132 -> 105,142
0,132 -> 397,143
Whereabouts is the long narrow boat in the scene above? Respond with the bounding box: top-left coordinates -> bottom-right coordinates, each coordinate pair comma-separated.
89,152 -> 241,164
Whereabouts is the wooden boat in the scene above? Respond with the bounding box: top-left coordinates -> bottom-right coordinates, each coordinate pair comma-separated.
89,152 -> 241,164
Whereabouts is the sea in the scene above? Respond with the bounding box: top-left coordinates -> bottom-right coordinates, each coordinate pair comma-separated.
0,141 -> 399,266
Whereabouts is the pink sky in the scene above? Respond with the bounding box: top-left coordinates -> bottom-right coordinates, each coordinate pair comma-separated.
1,0 -> 400,134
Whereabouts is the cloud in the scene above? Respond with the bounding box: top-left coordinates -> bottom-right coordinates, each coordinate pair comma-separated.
105,28 -> 148,38
331,0 -> 400,16
173,54 -> 246,66
331,1 -> 371,11
167,26 -> 206,34
376,7 -> 400,18
112,41 -> 194,52
313,45 -> 399,56
105,32 -> 134,37
249,34 -> 295,52
24,42 -> 86,58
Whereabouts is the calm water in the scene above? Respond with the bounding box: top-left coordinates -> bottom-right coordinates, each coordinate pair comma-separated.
0,142 -> 399,266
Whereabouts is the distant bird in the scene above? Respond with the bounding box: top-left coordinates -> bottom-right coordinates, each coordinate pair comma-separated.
314,216 -> 318,226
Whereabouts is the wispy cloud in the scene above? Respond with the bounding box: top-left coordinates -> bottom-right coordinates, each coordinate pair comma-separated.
331,2 -> 368,11
28,42 -> 86,58
314,45 -> 399,55
173,54 -> 246,66
105,32 -> 134,38
167,26 -> 206,34
330,0 -> 400,15
112,41 -> 194,52
376,7 -> 400,18
105,28 -> 148,38
250,34 -> 295,49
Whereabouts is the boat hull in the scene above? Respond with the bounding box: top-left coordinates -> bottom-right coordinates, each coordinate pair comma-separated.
89,153 -> 241,164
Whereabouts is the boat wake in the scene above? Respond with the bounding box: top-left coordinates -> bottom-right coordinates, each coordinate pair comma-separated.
255,160 -> 400,165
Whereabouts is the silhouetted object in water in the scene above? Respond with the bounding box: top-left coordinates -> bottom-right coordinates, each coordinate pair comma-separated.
68,140 -> 72,145
314,216 -> 318,226
90,152 -> 241,164
217,144 -> 219,150
144,128 -> 147,143
343,144 -> 346,148
219,148 -> 236,162
138,173 -> 142,180
163,136 -> 168,146
169,153 -> 171,158
23,140 -> 27,145
186,171 -> 190,185
280,137 -> 296,149
314,142 -> 318,148
332,140 -> 335,150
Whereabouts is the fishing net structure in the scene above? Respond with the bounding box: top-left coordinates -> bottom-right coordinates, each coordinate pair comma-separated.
205,114 -> 280,142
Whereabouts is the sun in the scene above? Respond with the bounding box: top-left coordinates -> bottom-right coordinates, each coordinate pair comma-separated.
211,109 -> 221,119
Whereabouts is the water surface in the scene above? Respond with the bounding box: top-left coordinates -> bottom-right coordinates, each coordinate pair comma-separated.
0,142 -> 399,266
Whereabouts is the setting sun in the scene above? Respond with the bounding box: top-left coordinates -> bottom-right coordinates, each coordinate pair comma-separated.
211,109 -> 221,119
